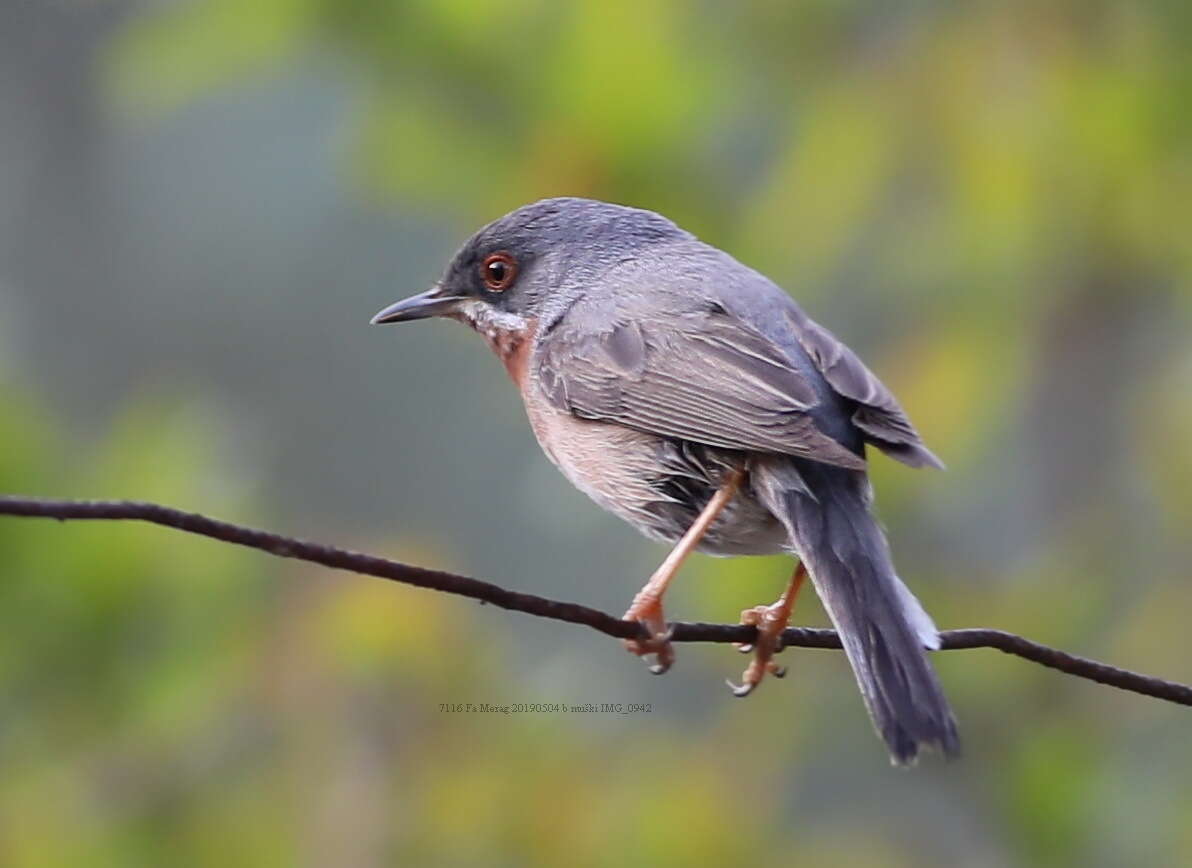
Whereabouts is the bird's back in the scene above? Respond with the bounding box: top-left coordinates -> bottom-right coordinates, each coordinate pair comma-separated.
571,239 -> 868,458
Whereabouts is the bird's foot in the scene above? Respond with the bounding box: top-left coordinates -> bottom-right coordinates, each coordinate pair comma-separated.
727,600 -> 792,697
622,593 -> 675,675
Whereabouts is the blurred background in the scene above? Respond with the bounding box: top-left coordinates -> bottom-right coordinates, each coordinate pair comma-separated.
1,1 -> 1190,865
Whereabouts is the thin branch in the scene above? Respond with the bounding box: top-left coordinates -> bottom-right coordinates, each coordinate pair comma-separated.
1,496 -> 1189,708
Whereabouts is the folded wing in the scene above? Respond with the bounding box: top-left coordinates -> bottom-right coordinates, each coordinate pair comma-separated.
535,311 -> 867,470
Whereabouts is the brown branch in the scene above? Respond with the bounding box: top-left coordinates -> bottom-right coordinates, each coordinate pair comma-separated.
1,496 -> 1189,708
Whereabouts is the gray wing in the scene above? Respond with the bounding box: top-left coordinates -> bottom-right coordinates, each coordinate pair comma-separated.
535,310 -> 868,470
789,310 -> 944,469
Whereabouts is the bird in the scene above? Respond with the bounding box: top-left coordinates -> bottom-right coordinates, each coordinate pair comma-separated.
371,197 -> 959,764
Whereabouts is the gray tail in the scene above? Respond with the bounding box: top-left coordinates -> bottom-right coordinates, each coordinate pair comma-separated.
755,459 -> 960,765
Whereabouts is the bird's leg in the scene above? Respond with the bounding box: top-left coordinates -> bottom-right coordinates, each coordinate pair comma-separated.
727,561 -> 807,697
623,466 -> 746,674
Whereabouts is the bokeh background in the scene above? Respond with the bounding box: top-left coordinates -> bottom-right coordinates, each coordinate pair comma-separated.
2,1 -> 1190,865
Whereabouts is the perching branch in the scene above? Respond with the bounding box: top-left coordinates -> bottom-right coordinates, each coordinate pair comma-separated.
1,496 -> 1189,708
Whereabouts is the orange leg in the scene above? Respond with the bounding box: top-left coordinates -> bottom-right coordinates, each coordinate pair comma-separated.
623,467 -> 745,674
727,561 -> 807,697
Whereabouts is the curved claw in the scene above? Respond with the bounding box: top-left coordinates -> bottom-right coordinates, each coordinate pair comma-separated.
730,590 -> 798,696
627,634 -> 674,674
622,597 -> 676,674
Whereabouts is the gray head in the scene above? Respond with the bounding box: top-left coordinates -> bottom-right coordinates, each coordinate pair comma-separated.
371,198 -> 691,332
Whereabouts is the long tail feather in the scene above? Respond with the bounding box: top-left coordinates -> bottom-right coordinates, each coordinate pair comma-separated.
754,459 -> 960,764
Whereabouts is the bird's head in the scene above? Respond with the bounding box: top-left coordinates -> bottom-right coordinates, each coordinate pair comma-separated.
370,197 -> 689,339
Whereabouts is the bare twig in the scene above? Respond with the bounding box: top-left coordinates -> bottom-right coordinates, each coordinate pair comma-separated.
1,496 -> 1189,707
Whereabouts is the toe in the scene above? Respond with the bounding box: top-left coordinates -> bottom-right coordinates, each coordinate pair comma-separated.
622,611 -> 676,674
727,601 -> 794,696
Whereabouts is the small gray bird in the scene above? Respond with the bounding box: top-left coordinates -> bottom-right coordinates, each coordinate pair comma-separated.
372,197 -> 958,764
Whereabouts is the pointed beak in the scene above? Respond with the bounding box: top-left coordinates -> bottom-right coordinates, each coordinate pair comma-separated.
370,285 -> 465,324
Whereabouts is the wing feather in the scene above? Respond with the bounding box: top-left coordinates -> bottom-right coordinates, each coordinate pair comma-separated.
791,313 -> 944,469
536,313 -> 866,469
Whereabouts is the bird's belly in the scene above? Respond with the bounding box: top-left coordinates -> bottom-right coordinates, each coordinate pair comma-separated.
522,390 -> 788,556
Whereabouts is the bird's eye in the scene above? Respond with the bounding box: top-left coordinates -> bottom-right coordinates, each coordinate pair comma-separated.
481,252 -> 517,292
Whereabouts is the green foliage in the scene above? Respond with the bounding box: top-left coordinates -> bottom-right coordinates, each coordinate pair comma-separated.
4,1 -> 1190,864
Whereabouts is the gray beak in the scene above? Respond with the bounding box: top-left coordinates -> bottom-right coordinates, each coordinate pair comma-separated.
370,285 -> 465,324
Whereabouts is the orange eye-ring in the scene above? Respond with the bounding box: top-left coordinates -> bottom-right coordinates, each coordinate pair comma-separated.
481,252 -> 517,292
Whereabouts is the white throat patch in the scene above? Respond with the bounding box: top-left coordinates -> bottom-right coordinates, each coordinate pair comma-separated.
455,299 -> 529,341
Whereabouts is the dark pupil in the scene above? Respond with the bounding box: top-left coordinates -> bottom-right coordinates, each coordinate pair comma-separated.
487,261 -> 507,284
